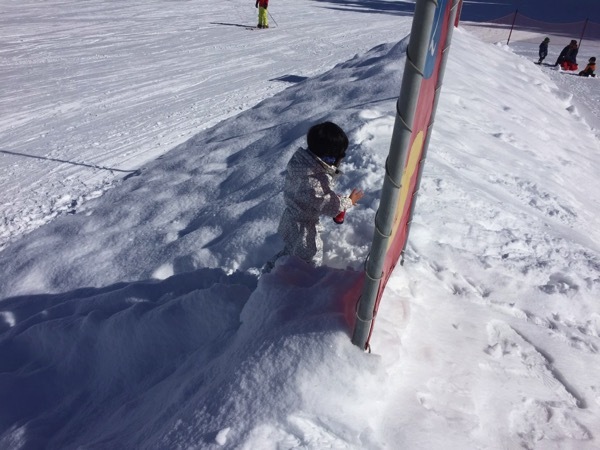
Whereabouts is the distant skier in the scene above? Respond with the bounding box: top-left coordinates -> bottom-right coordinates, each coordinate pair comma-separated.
265,122 -> 364,271
537,37 -> 550,64
579,57 -> 596,77
255,0 -> 269,29
554,40 -> 579,70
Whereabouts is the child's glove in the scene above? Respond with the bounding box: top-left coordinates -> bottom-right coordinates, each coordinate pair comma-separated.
333,210 -> 346,224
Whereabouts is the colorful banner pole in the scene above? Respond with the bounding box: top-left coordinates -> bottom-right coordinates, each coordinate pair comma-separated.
454,0 -> 463,27
352,0 -> 460,351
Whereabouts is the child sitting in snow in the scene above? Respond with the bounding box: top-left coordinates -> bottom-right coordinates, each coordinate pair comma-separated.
579,57 -> 596,77
273,121 -> 364,268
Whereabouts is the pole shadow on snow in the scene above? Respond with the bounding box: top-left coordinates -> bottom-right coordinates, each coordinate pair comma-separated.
210,22 -> 254,29
0,150 -> 138,175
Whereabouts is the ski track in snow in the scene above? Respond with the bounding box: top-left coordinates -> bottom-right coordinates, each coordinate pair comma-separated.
1,1 -> 600,448
0,0 -> 412,251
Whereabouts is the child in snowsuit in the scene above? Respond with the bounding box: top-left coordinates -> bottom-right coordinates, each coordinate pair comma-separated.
276,122 -> 364,266
579,57 -> 596,77
537,37 -> 550,64
555,40 -> 579,70
255,0 -> 269,29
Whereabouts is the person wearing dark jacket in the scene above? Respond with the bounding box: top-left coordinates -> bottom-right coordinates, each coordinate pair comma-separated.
537,37 -> 550,64
579,57 -> 596,77
555,40 -> 579,70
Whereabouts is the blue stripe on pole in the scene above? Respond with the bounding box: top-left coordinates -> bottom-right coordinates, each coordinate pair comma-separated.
425,0 -> 451,78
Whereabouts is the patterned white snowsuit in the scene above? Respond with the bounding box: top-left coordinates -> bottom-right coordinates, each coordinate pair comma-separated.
277,147 -> 353,265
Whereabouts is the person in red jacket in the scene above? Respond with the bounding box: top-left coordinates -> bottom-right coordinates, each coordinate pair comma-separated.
255,0 -> 269,29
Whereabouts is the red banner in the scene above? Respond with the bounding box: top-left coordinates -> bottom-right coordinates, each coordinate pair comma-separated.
368,0 -> 456,343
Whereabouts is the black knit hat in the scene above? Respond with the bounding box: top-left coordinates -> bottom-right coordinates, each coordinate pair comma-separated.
307,122 -> 349,160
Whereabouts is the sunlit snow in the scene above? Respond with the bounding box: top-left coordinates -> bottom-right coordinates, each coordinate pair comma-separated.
1,0 -> 599,448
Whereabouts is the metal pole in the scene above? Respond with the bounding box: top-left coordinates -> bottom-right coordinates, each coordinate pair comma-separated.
454,0 -> 463,27
351,0 -> 439,350
507,9 -> 518,45
579,18 -> 588,49
399,4 -> 459,266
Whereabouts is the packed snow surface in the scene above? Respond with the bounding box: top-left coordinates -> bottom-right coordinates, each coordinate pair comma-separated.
1,0 -> 599,448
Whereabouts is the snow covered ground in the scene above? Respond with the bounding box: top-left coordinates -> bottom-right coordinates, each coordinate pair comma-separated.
1,0 -> 600,448
0,0 -> 414,250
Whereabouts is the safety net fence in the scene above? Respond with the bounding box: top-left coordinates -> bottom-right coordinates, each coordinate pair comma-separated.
461,12 -> 600,51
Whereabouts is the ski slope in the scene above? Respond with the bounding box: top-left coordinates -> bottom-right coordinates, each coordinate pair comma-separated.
0,0 -> 414,249
1,0 -> 600,448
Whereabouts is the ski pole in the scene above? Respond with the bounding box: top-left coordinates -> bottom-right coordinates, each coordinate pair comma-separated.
267,9 -> 278,27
